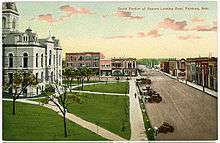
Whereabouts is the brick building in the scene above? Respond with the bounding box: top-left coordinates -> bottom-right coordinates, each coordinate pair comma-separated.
66,52 -> 104,75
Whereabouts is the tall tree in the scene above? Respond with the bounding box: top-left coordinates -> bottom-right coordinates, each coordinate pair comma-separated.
5,70 -> 38,115
85,68 -> 95,81
78,67 -> 87,90
43,83 -> 81,137
63,68 -> 73,91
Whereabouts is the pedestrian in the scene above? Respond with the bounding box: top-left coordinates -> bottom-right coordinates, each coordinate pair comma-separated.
135,93 -> 137,98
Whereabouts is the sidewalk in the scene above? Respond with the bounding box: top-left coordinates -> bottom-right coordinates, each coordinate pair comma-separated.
3,98 -> 126,141
70,80 -> 127,89
129,78 -> 147,141
69,90 -> 128,96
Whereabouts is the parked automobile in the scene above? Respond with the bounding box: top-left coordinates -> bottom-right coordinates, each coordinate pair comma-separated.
158,122 -> 174,134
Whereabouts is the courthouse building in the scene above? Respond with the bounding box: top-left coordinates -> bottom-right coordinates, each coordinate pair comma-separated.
2,2 -> 62,97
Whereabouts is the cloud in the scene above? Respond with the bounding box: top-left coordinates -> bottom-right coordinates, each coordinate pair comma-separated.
59,5 -> 94,15
137,32 -> 146,38
34,5 -> 94,23
113,11 -> 143,20
158,18 -> 187,31
178,35 -> 201,40
59,5 -> 77,15
37,14 -> 57,23
104,35 -> 133,39
191,17 -> 205,22
191,25 -> 217,32
147,29 -> 161,38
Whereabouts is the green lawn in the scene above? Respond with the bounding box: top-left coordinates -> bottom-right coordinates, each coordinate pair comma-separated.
74,82 -> 129,94
66,92 -> 131,139
3,101 -> 107,141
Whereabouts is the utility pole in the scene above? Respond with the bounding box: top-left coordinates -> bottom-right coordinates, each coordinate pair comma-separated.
202,65 -> 205,92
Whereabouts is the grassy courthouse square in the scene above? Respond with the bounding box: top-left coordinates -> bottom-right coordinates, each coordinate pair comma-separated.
2,1 -> 218,142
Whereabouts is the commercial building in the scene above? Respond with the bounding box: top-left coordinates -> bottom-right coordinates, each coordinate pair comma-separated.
111,58 -> 137,76
160,57 -> 217,91
66,52 -> 104,75
100,59 -> 112,76
66,52 -> 137,76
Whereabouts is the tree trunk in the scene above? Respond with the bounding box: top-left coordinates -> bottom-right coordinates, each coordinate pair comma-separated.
81,78 -> 84,90
77,77 -> 80,90
63,112 -> 67,137
12,91 -> 16,115
70,78 -> 73,92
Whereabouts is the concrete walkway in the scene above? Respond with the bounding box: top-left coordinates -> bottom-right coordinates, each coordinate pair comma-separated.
70,81 -> 126,89
3,98 -> 126,141
129,78 -> 147,141
70,90 -> 128,96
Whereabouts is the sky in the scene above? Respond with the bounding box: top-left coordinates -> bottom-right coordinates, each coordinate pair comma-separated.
15,1 -> 217,59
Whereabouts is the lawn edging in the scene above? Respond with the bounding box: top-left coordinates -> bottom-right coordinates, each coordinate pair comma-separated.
138,97 -> 155,140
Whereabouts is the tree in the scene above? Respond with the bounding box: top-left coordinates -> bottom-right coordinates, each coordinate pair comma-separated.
43,83 -> 81,137
62,59 -> 67,68
5,70 -> 38,115
63,68 -> 74,92
78,67 -> 87,90
85,68 -> 95,81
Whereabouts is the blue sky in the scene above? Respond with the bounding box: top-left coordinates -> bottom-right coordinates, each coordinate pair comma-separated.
16,1 -> 217,58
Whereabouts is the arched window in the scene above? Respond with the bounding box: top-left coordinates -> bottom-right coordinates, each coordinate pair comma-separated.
23,53 -> 28,68
36,53 -> 38,67
2,17 -> 6,28
41,54 -> 43,67
8,53 -> 13,67
12,19 -> 16,29
49,50 -> 51,65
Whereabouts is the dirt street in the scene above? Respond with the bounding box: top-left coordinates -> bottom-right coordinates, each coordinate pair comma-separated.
143,69 -> 217,140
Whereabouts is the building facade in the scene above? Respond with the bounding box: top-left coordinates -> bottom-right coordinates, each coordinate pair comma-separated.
100,59 -> 112,76
177,58 -> 186,79
66,52 -> 137,77
111,58 -> 137,76
66,52 -> 104,75
208,57 -> 217,91
160,57 -> 217,91
168,60 -> 178,76
2,2 -> 62,97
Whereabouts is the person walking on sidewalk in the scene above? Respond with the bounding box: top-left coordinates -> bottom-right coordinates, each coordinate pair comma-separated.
134,93 -> 137,98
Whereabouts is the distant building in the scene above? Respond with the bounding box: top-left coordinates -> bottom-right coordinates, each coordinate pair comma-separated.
186,58 -> 197,83
186,57 -> 217,90
66,52 -> 104,75
111,58 -> 137,76
161,57 -> 217,91
168,60 -> 178,76
2,2 -> 62,97
66,53 -> 137,76
100,59 -> 112,76
177,58 -> 186,79
160,61 -> 169,73
208,57 -> 217,91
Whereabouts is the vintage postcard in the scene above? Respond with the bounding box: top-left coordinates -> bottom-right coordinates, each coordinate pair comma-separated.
1,0 -> 218,142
